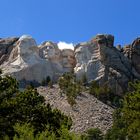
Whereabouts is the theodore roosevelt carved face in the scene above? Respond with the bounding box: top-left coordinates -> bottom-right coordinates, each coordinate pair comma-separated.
75,45 -> 91,65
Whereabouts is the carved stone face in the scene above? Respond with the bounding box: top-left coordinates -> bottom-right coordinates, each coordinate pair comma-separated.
42,45 -> 56,59
61,49 -> 75,71
75,46 -> 91,65
18,35 -> 38,59
39,42 -> 61,61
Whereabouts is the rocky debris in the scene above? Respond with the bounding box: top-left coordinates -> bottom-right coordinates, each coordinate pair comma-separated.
0,34 -> 140,132
37,85 -> 114,134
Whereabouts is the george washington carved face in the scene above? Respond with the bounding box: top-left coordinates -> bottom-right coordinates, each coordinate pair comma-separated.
17,35 -> 38,58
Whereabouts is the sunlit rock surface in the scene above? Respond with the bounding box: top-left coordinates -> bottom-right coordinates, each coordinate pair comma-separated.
74,34 -> 140,95
0,35 -> 53,86
0,34 -> 140,92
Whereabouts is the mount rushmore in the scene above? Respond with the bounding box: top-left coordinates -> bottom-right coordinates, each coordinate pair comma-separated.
0,34 -> 140,94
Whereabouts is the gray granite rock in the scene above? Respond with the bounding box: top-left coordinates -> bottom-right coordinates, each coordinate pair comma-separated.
0,34 -> 140,93
37,85 -> 114,134
74,34 -> 140,95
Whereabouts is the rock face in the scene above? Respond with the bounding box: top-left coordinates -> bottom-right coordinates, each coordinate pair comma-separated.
74,34 -> 140,95
39,41 -> 76,80
0,34 -> 140,92
39,41 -> 64,80
0,37 -> 19,65
0,35 -> 76,86
0,35 -> 53,86
131,38 -> 140,74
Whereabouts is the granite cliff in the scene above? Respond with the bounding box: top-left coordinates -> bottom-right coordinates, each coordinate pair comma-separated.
74,34 -> 140,95
0,34 -> 140,94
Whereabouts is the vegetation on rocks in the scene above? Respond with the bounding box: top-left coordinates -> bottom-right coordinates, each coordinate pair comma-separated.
0,71 -> 72,139
105,81 -> 140,140
58,73 -> 83,106
41,76 -> 51,86
81,128 -> 103,140
1,67 -> 140,139
4,123 -> 81,140
89,81 -> 122,107
58,72 -> 140,139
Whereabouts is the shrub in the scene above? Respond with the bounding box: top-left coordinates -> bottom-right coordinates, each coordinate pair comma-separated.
8,123 -> 80,140
41,76 -> 51,86
89,81 -> 122,107
89,81 -> 111,101
0,72 -> 72,139
80,74 -> 87,85
58,73 -> 82,106
81,128 -> 103,140
105,81 -> 140,139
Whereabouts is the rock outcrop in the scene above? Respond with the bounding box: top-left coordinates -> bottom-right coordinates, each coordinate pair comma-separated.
39,41 -> 64,81
131,38 -> 140,74
123,38 -> 140,79
0,34 -> 140,92
0,35 -> 53,86
0,37 -> 19,65
0,36 -> 76,86
38,41 -> 76,80
74,34 -> 140,95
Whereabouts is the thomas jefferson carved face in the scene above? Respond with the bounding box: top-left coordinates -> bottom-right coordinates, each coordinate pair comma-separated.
39,42 -> 61,61
42,45 -> 56,59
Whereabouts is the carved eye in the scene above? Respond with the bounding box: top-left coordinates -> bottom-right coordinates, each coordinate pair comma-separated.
45,46 -> 53,49
98,40 -> 104,44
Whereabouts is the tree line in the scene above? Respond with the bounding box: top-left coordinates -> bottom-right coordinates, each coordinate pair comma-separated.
0,70 -> 140,139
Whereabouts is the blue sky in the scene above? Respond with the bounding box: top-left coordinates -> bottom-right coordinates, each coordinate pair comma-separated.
0,0 -> 140,46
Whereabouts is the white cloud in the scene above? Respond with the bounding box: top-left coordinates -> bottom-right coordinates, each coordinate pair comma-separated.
58,41 -> 74,50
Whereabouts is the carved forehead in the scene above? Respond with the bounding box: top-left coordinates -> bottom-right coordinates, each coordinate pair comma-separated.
40,41 -> 58,49
18,35 -> 37,46
62,49 -> 74,56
